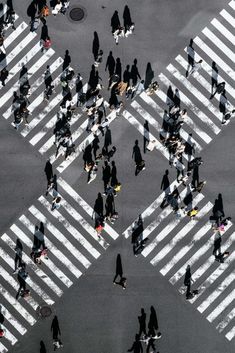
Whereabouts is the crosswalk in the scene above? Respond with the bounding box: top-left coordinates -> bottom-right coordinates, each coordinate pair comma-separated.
122,0 -> 235,164
121,0 -> 235,342
0,7 -> 119,176
0,177 -> 118,352
123,181 -> 235,341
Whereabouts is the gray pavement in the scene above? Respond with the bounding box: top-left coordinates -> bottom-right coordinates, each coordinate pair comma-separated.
0,0 -> 234,352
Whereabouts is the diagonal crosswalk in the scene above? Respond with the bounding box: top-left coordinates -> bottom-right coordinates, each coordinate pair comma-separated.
121,0 -> 235,342
0,177 -> 118,351
0,0 -> 234,350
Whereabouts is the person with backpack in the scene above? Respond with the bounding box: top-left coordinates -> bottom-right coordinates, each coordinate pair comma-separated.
39,5 -> 50,18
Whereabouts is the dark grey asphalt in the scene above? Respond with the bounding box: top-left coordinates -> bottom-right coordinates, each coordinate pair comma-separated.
1,0 -> 234,353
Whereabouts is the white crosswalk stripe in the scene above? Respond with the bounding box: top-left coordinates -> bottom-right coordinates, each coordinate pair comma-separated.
220,9 -> 235,28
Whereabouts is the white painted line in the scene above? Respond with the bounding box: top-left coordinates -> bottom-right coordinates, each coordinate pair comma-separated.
225,325 -> 235,341
139,91 -> 202,151
220,9 -> 235,28
194,36 -> 235,80
202,27 -> 235,62
0,305 -> 26,335
0,283 -> 36,325
2,20 -> 27,50
159,73 -> 218,136
169,222 -> 233,285
217,307 -> 235,332
3,57 -> 63,120
207,288 -> 235,322
2,31 -> 37,72
56,110 -> 117,173
123,109 -> 184,170
57,177 -> 119,240
29,205 -> 87,273
38,195 -> 100,259
160,222 -> 211,276
183,47 -> 235,102
151,198 -> 210,266
1,324 -> 17,345
211,18 -> 235,45
0,342 -> 7,353
59,197 -> 109,250
229,0 -> 235,11
122,180 -> 181,239
175,55 -> 221,107
0,45 -> 53,108
167,63 -> 221,121
0,4 -> 8,18
197,266 -> 235,313
19,215 -> 73,287
142,187 -> 194,257
178,228 -> 234,293
3,230 -> 61,300
20,75 -> 77,136
0,247 -> 40,310
131,100 -> 161,131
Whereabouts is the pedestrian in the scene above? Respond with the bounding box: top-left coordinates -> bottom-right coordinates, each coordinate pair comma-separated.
187,59 -> 203,78
213,230 -> 222,257
191,164 -> 200,189
51,315 -> 63,350
102,160 -> 111,194
51,196 -> 61,211
16,263 -> 28,299
62,49 -> 71,71
40,340 -> 47,353
148,306 -> 159,336
186,38 -> 195,77
44,159 -> 53,194
184,264 -> 193,299
113,253 -> 123,284
105,193 -> 115,223
13,239 -> 23,273
131,59 -> 141,87
128,334 -> 143,353
160,169 -> 170,191
187,207 -> 198,219
111,160 -> 118,188
138,308 -> 147,336
111,10 -> 120,33
0,67 -> 8,86
131,80 -> 145,100
4,8 -> 16,30
42,36 -> 52,52
210,81 -> 225,100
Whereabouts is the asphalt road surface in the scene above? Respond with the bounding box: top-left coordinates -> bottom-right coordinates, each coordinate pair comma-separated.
0,0 -> 234,352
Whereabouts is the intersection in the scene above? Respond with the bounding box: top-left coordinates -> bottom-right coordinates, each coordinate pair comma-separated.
0,0 -> 234,352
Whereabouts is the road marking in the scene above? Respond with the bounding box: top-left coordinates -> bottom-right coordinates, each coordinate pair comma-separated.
207,288 -> 235,322
167,63 -> 221,121
170,221 -> 232,285
225,325 -> 235,341
29,205 -> 86,273
0,283 -> 36,325
202,27 -> 235,62
3,229 -> 61,299
151,198 -> 210,266
57,177 -> 119,240
38,196 -> 100,259
0,305 -> 26,335
220,9 -> 235,28
178,230 -> 235,293
160,222 -> 212,276
18,215 -> 73,287
211,18 -> 235,45
139,91 -> 202,151
197,266 -> 235,313
194,36 -> 235,80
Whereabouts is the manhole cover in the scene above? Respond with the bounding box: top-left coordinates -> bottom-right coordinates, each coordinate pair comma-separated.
37,306 -> 52,318
69,7 -> 85,21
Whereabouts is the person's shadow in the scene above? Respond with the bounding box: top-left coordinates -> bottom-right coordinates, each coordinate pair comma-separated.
166,85 -> 174,107
123,5 -> 132,31
104,126 -> 112,154
173,88 -> 181,108
93,192 -> 104,219
92,31 -> 99,60
111,10 -> 120,33
132,140 -> 144,176
144,62 -> 154,90
40,340 -> 47,353
143,120 -> 149,153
